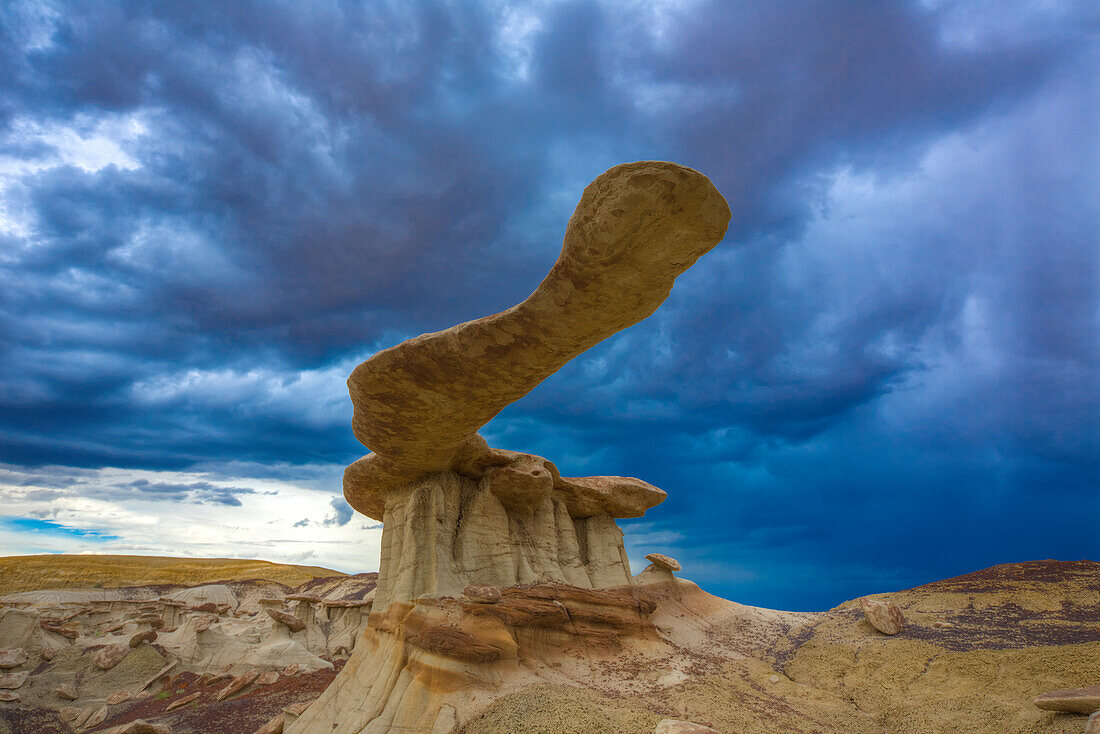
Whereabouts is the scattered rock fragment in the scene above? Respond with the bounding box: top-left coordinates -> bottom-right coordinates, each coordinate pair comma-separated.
129,629 -> 158,647
645,553 -> 681,572
654,720 -> 720,734
0,648 -> 27,669
194,614 -> 218,632
282,664 -> 302,676
0,691 -> 19,703
40,647 -> 57,660
256,671 -> 279,686
252,712 -> 286,734
202,672 -> 231,686
107,689 -> 131,705
284,700 -> 312,716
0,672 -> 28,689
57,682 -> 78,700
463,583 -> 501,603
84,705 -> 108,729
1087,710 -> 1100,734
94,643 -> 131,670
769,674 -> 781,684
266,608 -> 306,632
165,691 -> 201,711
60,706 -> 82,722
1033,684 -> 1100,714
216,670 -> 259,701
859,597 -> 905,635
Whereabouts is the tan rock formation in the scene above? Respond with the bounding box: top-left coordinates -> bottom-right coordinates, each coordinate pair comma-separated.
343,161 -> 729,517
288,161 -> 730,733
267,608 -> 306,633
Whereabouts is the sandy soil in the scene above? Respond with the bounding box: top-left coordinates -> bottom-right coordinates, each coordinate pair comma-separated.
0,555 -> 345,596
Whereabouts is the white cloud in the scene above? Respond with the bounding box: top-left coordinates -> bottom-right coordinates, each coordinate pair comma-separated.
0,463 -> 380,574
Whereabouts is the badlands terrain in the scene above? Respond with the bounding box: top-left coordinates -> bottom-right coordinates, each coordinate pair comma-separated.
0,554 -> 1096,733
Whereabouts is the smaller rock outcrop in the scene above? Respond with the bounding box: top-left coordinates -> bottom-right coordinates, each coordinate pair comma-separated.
0,671 -> 28,689
56,683 -> 78,700
859,597 -> 905,635
1033,684 -> 1100,714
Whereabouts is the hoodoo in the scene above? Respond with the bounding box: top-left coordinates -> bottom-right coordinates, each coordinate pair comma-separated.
287,161 -> 731,733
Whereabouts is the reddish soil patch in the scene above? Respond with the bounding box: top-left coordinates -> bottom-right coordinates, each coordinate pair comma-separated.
85,662 -> 344,733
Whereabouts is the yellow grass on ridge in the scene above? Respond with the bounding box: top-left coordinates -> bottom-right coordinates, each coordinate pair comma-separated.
0,553 -> 346,595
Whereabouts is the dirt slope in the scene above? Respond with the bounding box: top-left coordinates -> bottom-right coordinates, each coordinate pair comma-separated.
0,554 -> 345,595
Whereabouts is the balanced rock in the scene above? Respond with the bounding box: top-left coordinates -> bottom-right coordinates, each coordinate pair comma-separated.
0,648 -> 27,669
645,553 -> 681,572
1033,684 -> 1100,714
286,162 -> 731,734
57,683 -> 78,700
343,161 -> 730,519
94,643 -> 131,670
267,608 -> 306,633
654,720 -> 720,734
859,597 -> 905,635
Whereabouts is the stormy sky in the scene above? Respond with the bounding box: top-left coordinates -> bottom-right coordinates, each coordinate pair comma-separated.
0,0 -> 1096,610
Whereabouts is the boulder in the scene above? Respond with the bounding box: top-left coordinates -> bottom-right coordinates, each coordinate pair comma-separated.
94,643 -> 131,670
654,721 -> 720,734
644,553 -> 681,572
40,646 -> 57,660
859,597 -> 905,635
1033,684 -> 1100,714
56,683 -> 78,700
267,608 -> 306,633
462,584 -> 501,604
0,648 -> 27,669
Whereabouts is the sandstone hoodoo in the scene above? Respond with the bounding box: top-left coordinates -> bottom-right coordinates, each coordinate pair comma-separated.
287,161 -> 732,733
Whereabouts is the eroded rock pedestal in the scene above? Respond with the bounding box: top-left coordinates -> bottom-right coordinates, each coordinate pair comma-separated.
287,161 -> 732,733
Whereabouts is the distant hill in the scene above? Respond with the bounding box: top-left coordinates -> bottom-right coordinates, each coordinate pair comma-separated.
0,554 -> 346,595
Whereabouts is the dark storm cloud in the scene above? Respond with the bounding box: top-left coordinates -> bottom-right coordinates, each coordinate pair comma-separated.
1,1 -> 1096,607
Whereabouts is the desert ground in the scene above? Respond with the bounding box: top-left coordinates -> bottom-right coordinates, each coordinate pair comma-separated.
0,553 -> 1096,733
